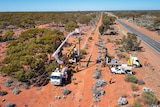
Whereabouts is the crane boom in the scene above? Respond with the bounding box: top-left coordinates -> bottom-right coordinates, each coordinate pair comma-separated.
52,29 -> 80,64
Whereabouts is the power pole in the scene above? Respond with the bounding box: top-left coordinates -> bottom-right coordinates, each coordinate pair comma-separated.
78,36 -> 81,67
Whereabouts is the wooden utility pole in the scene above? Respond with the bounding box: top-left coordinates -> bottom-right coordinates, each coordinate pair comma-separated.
78,36 -> 81,67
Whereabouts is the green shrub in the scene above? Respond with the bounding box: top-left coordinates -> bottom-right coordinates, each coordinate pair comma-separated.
80,49 -> 86,56
31,60 -> 44,70
23,56 -> 33,65
133,101 -> 142,107
117,53 -> 126,59
142,92 -> 158,105
45,62 -> 57,73
2,57 -> 11,64
36,53 -> 48,62
15,70 -> 24,80
114,39 -> 121,45
24,71 -> 34,79
1,66 -> 12,75
121,33 -> 141,52
107,38 -> 111,43
65,21 -> 78,32
125,74 -> 138,83
2,61 -> 21,75
131,84 -> 139,91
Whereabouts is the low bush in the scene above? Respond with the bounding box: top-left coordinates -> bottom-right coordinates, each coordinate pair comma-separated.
142,92 -> 158,105
125,74 -> 138,83
62,88 -> 71,95
24,84 -> 30,90
133,92 -> 139,98
93,96 -> 101,102
131,84 -> 139,91
137,79 -> 145,85
114,39 -> 121,45
117,53 -> 126,59
80,49 -> 86,56
15,70 -> 24,81
133,101 -> 142,107
142,87 -> 153,93
93,69 -> 101,79
24,71 -> 34,79
118,97 -> 128,105
13,87 -> 20,95
107,38 -> 111,43
4,79 -> 13,87
6,102 -> 15,107
88,36 -> 92,40
0,91 -> 8,96
92,86 -> 105,102
95,79 -> 107,87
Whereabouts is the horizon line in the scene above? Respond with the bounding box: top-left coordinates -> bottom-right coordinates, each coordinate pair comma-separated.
0,9 -> 160,13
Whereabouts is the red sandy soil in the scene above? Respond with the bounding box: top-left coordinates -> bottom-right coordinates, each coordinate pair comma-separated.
1,16 -> 160,107
116,19 -> 160,101
120,20 -> 160,99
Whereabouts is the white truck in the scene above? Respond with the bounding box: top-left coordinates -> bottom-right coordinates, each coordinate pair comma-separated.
128,56 -> 141,67
50,67 -> 68,85
111,64 -> 133,74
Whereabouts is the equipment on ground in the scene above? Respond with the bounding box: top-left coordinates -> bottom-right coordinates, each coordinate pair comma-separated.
95,43 -> 109,65
50,29 -> 80,85
111,64 -> 133,74
67,40 -> 79,63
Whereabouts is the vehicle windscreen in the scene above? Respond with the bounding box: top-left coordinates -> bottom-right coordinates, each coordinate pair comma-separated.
50,76 -> 61,79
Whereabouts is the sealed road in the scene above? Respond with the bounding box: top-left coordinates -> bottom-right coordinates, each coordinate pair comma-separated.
117,20 -> 160,54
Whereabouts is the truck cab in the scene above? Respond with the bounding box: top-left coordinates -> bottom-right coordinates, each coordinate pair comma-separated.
50,71 -> 62,85
128,56 -> 141,67
132,57 -> 141,67
50,67 -> 68,85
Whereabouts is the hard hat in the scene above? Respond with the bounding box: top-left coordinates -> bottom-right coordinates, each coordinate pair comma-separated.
74,48 -> 77,51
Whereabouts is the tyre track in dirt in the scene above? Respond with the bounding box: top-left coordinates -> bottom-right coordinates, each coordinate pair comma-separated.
70,16 -> 102,107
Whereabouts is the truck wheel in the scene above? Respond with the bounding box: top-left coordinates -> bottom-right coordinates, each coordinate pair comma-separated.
133,64 -> 137,68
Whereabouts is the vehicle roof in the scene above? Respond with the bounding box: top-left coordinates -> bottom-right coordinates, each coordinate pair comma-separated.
51,72 -> 62,76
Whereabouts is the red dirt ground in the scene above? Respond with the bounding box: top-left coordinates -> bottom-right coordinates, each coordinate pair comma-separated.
0,15 -> 160,107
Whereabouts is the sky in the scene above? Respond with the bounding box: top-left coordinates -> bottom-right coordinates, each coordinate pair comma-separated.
0,0 -> 160,12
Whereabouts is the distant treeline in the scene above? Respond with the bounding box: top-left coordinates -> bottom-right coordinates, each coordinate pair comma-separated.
112,11 -> 160,32
0,12 -> 98,29
111,11 -> 160,18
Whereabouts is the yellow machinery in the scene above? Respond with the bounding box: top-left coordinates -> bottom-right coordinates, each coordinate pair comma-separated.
127,56 -> 133,66
127,55 -> 141,67
67,40 -> 79,59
